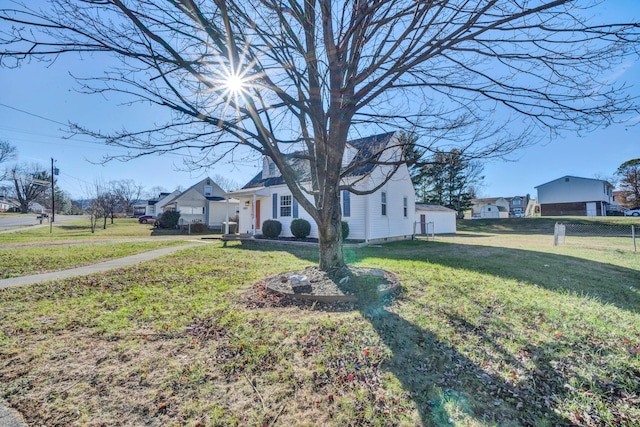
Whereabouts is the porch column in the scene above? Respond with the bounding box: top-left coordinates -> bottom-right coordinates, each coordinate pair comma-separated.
225,198 -> 230,234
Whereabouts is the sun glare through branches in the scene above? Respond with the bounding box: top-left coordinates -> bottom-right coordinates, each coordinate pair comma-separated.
203,46 -> 264,126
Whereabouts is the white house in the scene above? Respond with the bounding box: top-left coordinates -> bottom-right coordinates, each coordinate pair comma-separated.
134,190 -> 181,217
415,203 -> 457,234
0,196 -> 18,212
162,177 -> 239,229
468,197 -> 510,219
225,132 -> 416,243
535,175 -> 613,216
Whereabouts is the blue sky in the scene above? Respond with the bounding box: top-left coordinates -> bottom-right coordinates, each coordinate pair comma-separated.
1,1 -> 638,200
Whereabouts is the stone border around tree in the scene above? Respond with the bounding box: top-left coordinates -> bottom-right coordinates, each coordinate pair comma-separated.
264,266 -> 400,304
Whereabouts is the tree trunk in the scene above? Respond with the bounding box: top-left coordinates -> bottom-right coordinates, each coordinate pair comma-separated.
317,188 -> 345,271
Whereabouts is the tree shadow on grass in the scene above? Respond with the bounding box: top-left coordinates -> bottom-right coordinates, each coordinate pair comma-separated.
230,241 -> 639,424
360,302 -> 571,426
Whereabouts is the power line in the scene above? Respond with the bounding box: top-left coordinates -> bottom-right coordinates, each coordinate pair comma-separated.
0,109 -> 188,159
0,101 -> 261,167
0,102 -> 68,127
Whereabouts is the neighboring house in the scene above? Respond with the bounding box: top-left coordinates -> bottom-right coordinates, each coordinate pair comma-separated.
468,197 -> 510,219
225,132 -> 416,243
162,177 -> 239,229
415,203 -> 457,234
0,196 -> 19,212
30,202 -> 46,214
508,195 -> 531,217
535,175 -> 613,216
467,195 -> 531,219
133,190 -> 181,217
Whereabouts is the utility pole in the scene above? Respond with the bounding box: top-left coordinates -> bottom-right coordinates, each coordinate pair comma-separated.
51,158 -> 55,223
50,158 -> 59,233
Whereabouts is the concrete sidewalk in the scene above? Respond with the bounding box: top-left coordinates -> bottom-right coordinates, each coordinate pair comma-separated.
0,243 -> 204,289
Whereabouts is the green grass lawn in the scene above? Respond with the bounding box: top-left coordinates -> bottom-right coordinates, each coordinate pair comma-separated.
0,220 -> 639,426
0,217 -> 221,244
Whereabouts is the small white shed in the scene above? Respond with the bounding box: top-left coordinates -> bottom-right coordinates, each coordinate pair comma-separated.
415,203 -> 457,234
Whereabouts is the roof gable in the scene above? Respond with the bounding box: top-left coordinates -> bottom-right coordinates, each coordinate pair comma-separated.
241,132 -> 398,189
535,175 -> 613,189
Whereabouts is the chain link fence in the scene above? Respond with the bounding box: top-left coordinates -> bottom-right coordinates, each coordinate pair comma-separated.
554,222 -> 637,251
414,221 -> 435,241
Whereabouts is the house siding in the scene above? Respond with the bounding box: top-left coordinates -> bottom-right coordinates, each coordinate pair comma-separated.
345,191 -> 367,239
537,176 -> 612,204
539,201 -> 605,216
362,164 -> 416,242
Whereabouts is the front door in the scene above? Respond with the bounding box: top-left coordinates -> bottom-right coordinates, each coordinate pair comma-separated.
586,202 -> 597,216
255,199 -> 261,230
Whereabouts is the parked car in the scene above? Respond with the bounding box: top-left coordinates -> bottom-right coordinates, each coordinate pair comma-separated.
624,208 -> 640,217
138,215 -> 157,224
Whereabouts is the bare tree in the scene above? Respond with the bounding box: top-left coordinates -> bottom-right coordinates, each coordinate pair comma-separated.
616,159 -> 640,208
2,1 -> 638,269
0,140 -> 17,181
112,179 -> 144,216
84,180 -> 106,233
143,186 -> 169,200
212,174 -> 240,192
9,163 -> 50,213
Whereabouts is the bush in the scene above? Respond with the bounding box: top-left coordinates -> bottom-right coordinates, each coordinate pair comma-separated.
290,218 -> 311,239
341,221 -> 350,240
190,222 -> 207,233
157,210 -> 180,229
262,219 -> 282,238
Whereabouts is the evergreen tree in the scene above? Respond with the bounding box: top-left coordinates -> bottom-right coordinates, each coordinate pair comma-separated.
413,149 -> 484,219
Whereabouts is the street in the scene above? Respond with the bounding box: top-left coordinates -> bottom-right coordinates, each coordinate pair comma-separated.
0,214 -> 83,229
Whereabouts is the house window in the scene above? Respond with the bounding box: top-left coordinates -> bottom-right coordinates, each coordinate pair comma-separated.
403,196 -> 408,217
280,195 -> 292,217
269,162 -> 276,177
204,185 -> 212,196
381,192 -> 387,216
342,191 -> 351,217
180,207 -> 202,214
272,193 -> 278,218
513,199 -> 521,206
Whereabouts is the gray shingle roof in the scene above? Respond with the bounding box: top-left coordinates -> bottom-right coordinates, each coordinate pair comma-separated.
241,132 -> 396,189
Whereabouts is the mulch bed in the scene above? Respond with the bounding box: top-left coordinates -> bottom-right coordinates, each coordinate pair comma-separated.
244,266 -> 401,309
